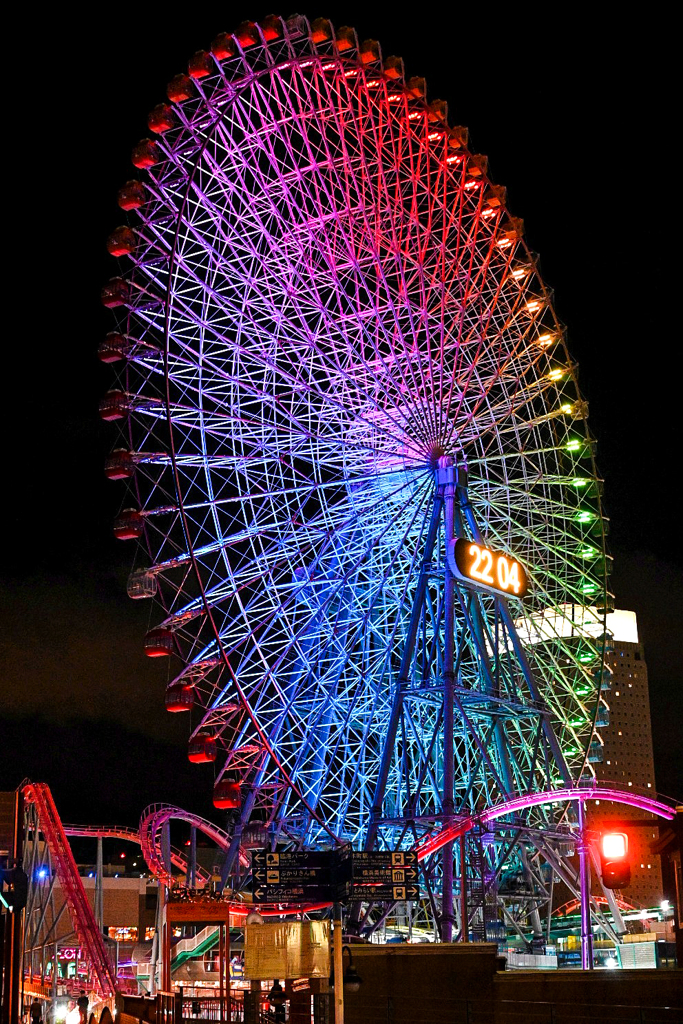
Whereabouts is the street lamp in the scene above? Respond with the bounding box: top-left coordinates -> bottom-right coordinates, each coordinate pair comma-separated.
330,945 -> 363,994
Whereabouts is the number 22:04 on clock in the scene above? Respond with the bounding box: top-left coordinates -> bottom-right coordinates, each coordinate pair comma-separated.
447,538 -> 529,598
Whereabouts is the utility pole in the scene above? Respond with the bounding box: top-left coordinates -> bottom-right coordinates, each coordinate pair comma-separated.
0,790 -> 23,1024
577,801 -> 593,970
438,457 -> 456,943
333,904 -> 344,1024
96,838 -> 104,931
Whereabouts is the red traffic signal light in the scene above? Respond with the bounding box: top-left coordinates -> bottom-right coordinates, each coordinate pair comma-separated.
599,832 -> 631,889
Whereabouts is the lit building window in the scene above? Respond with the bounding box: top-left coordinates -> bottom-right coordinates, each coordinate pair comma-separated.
108,927 -> 138,942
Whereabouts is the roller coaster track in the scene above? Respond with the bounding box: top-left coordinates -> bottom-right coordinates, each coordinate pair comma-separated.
139,803 -> 242,885
415,782 -> 677,859
22,782 -> 117,1000
63,822 -> 212,886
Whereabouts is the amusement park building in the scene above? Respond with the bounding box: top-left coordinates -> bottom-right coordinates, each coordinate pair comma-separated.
590,609 -> 663,908
38,876 -> 159,944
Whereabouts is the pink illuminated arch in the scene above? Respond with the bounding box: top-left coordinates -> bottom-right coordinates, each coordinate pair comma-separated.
415,784 -> 676,860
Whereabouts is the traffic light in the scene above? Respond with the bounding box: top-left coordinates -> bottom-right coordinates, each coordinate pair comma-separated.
599,832 -> 631,889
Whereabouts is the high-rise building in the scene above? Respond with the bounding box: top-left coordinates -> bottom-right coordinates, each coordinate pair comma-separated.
590,609 -> 663,908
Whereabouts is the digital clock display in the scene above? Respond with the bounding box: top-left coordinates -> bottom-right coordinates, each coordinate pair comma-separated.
447,538 -> 529,598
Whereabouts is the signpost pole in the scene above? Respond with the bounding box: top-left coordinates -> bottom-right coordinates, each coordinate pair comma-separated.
161,822 -> 172,994
439,458 -> 456,942
226,923 -> 231,1023
333,905 -> 344,1024
578,800 -> 593,970
460,835 -> 468,943
218,923 -> 224,1023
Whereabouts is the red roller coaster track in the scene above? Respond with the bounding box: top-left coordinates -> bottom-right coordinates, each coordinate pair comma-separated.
63,822 -> 212,887
22,783 -> 117,1000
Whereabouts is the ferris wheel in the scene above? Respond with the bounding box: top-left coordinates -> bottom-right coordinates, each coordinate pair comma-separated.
99,15 -> 613,934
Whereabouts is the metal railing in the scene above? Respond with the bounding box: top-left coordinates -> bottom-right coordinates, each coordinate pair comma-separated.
175,993 -> 683,1024
182,995 -> 245,1021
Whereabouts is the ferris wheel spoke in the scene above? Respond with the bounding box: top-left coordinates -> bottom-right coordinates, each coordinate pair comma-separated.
188,109 -> 439,446
202,473 -> 434,710
477,500 -> 603,607
304,73 -> 444,441
162,320 -> 430,466
208,479 -> 436,790
187,497 -> 428,712
296,72 -> 450,438
442,324 -> 556,453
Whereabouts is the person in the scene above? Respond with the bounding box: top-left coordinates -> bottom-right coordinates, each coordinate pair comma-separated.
76,991 -> 89,1022
65,1000 -> 81,1024
269,980 -> 285,1023
29,1000 -> 43,1023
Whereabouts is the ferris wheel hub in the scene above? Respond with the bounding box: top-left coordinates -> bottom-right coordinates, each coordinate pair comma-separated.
426,444 -> 446,466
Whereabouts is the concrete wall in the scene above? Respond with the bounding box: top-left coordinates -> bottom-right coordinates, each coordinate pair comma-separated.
48,878 -> 152,939
341,944 -> 683,1023
342,943 -> 500,1023
495,968 -> 683,1011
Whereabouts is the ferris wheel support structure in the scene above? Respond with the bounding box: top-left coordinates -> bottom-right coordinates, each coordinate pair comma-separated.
442,463 -> 456,941
362,458 -> 577,938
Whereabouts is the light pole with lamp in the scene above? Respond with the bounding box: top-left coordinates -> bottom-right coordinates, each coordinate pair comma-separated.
332,905 -> 344,1024
330,936 -> 363,1024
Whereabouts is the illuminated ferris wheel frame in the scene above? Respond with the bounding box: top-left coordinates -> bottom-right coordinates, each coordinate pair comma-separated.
99,14 -> 619,940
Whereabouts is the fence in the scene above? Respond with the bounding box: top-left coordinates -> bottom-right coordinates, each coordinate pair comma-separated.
175,995 -> 683,1024
182,995 -> 247,1021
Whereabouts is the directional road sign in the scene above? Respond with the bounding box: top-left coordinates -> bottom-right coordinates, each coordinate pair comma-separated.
250,848 -> 420,903
252,850 -> 336,869
253,867 -> 333,884
347,851 -> 417,866
251,850 -> 339,902
345,883 -> 421,902
252,884 -> 339,903
349,865 -> 418,883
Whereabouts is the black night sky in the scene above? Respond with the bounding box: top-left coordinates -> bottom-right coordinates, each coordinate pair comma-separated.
1,6 -> 680,831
